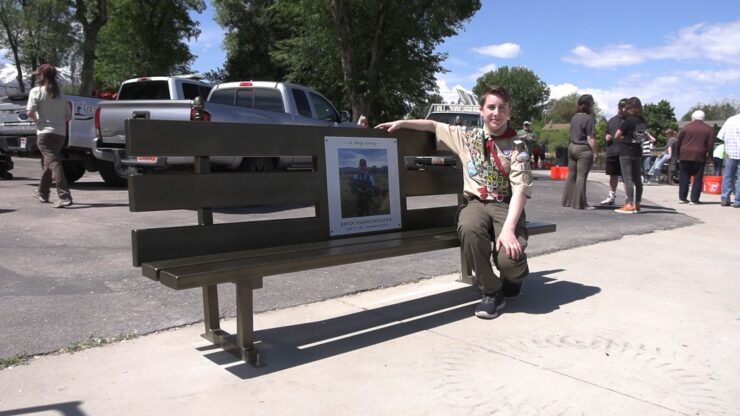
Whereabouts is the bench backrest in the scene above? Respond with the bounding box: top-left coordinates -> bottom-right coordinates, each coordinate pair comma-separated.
126,120 -> 463,266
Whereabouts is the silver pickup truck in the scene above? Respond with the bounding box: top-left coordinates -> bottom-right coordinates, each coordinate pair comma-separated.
0,93 -> 101,183
94,80 -> 355,185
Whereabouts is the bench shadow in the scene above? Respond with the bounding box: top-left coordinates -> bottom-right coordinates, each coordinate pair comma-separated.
0,401 -> 86,416
0,209 -> 16,214
62,203 -> 130,209
210,268 -> 598,379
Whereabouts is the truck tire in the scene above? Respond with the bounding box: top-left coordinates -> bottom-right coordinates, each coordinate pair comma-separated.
97,160 -> 133,187
62,160 -> 86,183
239,157 -> 276,172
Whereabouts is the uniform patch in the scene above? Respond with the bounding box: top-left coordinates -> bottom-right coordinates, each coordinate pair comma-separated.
522,172 -> 532,185
501,146 -> 512,156
466,160 -> 478,176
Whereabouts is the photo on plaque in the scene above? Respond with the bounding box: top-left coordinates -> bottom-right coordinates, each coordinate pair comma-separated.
325,136 -> 401,236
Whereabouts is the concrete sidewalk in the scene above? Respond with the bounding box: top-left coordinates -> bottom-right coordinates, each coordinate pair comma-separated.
1,179 -> 738,416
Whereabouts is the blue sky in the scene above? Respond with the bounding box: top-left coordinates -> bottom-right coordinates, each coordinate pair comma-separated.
189,0 -> 740,119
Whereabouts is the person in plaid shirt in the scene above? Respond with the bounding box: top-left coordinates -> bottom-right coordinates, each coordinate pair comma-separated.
718,111 -> 740,207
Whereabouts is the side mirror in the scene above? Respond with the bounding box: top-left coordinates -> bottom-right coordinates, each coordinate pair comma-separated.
339,111 -> 351,122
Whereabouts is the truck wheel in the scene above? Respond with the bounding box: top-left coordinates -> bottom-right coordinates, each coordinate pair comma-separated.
62,160 -> 86,183
240,157 -> 276,172
97,160 -> 133,187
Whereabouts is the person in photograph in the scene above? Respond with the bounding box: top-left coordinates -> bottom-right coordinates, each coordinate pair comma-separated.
375,85 -> 532,320
351,158 -> 377,216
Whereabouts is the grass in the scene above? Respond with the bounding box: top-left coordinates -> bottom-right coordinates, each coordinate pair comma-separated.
0,333 -> 140,371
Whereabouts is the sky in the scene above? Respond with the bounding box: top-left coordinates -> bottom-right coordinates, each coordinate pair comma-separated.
4,0 -> 738,120
187,0 -> 740,119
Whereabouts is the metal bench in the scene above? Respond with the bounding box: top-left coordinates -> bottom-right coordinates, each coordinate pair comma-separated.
125,119 -> 556,366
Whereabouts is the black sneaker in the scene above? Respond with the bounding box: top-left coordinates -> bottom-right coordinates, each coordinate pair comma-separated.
475,291 -> 506,319
502,280 -> 522,298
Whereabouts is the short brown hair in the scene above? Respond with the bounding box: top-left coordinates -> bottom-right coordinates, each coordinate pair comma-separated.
478,85 -> 510,107
625,97 -> 643,116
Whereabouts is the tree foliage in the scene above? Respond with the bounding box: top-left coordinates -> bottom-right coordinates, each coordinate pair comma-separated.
94,0 -> 205,90
211,0 -> 288,82
271,0 -> 481,123
543,93 -> 603,124
73,0 -> 108,96
643,99 -> 677,145
473,66 -> 550,128
681,100 -> 739,121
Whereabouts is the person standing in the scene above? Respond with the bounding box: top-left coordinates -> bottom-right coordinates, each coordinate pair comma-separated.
561,94 -> 597,209
718,111 -> 740,207
26,64 -> 73,208
600,98 -> 628,205
517,121 -> 535,163
647,129 -> 678,182
712,141 -> 725,176
676,110 -> 714,204
642,131 -> 656,183
614,97 -> 647,213
375,85 -> 532,320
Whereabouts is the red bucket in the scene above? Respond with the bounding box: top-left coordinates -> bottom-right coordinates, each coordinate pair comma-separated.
558,166 -> 569,180
549,166 -> 559,180
703,175 -> 722,194
550,166 -> 568,180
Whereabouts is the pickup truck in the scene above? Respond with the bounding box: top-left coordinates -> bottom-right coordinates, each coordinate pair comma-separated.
425,103 -> 482,128
94,80 -> 355,185
92,75 -> 213,185
0,93 -> 101,183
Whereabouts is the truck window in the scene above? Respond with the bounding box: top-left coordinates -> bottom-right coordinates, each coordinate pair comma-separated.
309,92 -> 338,122
117,81 -> 170,100
198,86 -> 212,99
208,89 -> 234,105
182,83 -> 202,100
236,88 -> 284,113
291,89 -> 312,118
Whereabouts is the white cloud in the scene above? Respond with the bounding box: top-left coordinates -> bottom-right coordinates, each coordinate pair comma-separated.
468,63 -> 498,81
563,44 -> 644,68
564,19 -> 740,68
472,42 -> 521,59
548,83 -> 579,100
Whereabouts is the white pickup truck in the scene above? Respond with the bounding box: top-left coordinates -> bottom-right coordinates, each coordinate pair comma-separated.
92,75 -> 213,185
0,93 -> 101,183
94,79 -> 354,185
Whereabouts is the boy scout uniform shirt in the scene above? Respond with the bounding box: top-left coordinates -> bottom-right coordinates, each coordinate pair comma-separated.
435,123 -> 533,201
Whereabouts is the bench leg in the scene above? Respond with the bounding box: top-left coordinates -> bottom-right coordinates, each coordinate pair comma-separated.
202,284 -> 220,335
236,279 -> 262,366
457,246 -> 474,285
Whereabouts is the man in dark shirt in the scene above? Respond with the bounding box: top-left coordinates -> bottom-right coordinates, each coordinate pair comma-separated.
676,110 -> 714,204
601,98 -> 628,205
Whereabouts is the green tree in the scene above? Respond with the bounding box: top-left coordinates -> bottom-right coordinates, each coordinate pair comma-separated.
272,0 -> 481,122
642,99 -> 677,146
681,100 -> 739,121
473,66 -> 550,127
0,0 -> 75,90
73,0 -> 108,96
95,0 -> 205,90
211,0 -> 288,82
544,93 -> 603,124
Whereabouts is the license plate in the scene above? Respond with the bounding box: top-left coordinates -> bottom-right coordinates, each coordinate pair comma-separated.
20,137 -> 27,149
136,156 -> 157,163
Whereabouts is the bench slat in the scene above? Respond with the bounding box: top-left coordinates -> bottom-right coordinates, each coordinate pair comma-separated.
129,171 -> 322,212
156,231 -> 461,290
400,169 -> 461,197
132,216 -> 327,266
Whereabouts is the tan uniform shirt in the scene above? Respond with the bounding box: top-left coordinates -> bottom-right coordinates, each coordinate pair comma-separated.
435,123 -> 533,201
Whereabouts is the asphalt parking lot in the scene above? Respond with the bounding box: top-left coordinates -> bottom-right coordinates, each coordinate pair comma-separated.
0,157 -> 698,359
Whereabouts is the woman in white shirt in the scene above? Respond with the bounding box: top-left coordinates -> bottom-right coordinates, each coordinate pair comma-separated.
26,64 -> 72,208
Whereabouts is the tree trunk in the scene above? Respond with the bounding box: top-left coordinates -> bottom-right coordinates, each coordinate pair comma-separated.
75,0 -> 108,96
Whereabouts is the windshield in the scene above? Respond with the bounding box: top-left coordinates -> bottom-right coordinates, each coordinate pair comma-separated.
426,113 -> 482,127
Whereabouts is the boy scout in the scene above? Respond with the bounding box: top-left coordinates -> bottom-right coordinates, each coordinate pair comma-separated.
375,85 -> 532,319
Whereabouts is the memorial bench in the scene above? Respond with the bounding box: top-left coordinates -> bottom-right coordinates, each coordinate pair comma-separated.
125,119 -> 556,366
